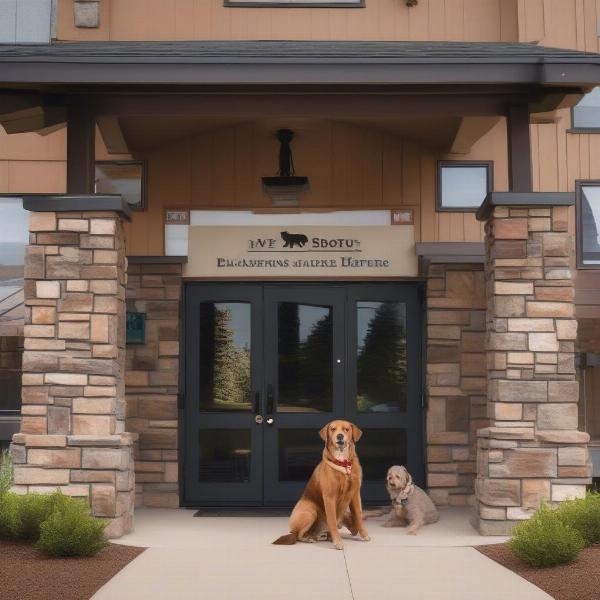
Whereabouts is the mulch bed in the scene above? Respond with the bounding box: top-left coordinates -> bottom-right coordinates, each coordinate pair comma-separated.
478,543 -> 600,600
0,541 -> 144,600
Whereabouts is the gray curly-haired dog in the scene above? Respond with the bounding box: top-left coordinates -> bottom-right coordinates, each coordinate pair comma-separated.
364,465 -> 439,534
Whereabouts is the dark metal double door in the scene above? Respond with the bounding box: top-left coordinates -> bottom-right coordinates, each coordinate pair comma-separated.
182,282 -> 423,507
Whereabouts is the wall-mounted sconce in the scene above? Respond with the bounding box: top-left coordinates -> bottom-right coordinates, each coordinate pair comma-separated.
262,129 -> 309,207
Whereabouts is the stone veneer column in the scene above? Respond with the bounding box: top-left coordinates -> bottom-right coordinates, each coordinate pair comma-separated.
476,198 -> 591,535
11,202 -> 135,538
426,264 -> 487,507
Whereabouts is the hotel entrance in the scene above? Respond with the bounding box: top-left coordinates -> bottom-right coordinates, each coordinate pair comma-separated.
182,282 -> 423,507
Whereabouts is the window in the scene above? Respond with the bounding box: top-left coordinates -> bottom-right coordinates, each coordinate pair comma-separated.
0,198 -> 26,417
95,161 -> 146,211
576,182 -> 600,268
572,88 -> 600,131
225,0 -> 363,6
437,161 -> 493,212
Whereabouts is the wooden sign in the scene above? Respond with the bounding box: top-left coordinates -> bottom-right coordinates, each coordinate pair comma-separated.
185,226 -> 418,278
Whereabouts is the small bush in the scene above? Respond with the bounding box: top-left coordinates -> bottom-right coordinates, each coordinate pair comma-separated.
0,449 -> 13,496
0,493 -> 22,540
555,492 -> 600,546
509,503 -> 585,567
36,497 -> 108,557
17,494 -> 55,541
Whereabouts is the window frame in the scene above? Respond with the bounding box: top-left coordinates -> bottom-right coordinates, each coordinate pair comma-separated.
436,160 -> 494,213
569,89 -> 600,133
224,0 -> 364,6
95,159 -> 148,212
569,106 -> 600,134
575,179 -> 600,269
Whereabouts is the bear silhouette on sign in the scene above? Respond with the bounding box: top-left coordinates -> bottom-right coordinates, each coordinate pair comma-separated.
280,231 -> 308,248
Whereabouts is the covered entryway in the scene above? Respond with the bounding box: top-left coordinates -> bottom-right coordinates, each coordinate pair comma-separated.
182,282 -> 423,506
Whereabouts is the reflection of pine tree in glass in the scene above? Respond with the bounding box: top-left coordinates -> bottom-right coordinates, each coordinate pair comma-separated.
278,303 -> 302,405
357,303 -> 407,411
213,308 -> 250,406
300,312 -> 333,412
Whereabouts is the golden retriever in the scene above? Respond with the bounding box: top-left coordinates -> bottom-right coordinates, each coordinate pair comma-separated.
364,465 -> 439,534
273,419 -> 370,550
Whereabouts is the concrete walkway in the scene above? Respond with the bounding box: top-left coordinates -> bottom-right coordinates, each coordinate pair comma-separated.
92,507 -> 552,600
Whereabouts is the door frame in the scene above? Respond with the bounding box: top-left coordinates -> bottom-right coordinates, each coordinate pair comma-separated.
179,280 -> 425,508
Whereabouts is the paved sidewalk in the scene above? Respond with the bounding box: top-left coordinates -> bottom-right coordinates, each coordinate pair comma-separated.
92,507 -> 552,600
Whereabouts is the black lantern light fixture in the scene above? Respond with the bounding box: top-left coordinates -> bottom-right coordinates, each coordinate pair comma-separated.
262,129 -> 309,206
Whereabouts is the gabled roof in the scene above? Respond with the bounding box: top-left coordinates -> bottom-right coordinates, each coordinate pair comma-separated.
0,40 -> 599,86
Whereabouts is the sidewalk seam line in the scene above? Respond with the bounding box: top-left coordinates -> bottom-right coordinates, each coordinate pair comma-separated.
342,550 -> 355,600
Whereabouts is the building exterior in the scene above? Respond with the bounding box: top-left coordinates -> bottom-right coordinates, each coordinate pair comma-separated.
1,0 -> 600,537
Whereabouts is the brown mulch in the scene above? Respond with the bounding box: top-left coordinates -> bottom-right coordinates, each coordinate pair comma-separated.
0,541 -> 145,600
477,543 -> 600,600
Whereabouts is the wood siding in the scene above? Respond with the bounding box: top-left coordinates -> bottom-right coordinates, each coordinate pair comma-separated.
124,118 -> 508,256
57,0 -> 518,42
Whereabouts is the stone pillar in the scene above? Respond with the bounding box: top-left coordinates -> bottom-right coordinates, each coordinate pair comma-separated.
426,264 -> 487,507
11,200 -> 135,538
476,198 -> 591,535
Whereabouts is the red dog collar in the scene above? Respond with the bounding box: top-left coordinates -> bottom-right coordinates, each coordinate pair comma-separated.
331,458 -> 353,475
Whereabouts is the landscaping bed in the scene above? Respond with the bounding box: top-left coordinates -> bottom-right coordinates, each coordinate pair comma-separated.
478,543 -> 600,600
0,540 -> 144,600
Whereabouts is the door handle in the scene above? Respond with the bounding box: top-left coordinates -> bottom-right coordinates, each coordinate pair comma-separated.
266,384 -> 274,416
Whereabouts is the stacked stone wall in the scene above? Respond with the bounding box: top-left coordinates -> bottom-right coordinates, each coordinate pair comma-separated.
11,210 -> 134,538
426,264 -> 488,506
125,263 -> 181,508
476,204 -> 592,534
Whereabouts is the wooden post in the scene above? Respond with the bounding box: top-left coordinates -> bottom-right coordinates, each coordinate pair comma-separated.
507,104 -> 532,193
66,103 -> 95,194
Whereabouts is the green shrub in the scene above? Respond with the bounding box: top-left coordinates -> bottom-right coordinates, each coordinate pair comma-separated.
0,449 -> 13,496
17,494 -> 55,541
0,493 -> 22,540
555,492 -> 600,546
509,503 -> 585,567
36,497 -> 108,557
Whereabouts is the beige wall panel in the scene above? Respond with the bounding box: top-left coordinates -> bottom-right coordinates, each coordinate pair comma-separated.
582,0 -> 599,52
58,0 -> 517,42
500,0 -> 519,41
0,128 -> 66,161
8,161 -> 66,194
519,0 -> 545,42
556,116 -> 568,192
537,124 -> 560,192
465,0 -> 501,42
0,161 -> 9,192
126,116 -> 514,253
575,0 -> 586,50
382,135 -> 404,206
420,152 -> 437,242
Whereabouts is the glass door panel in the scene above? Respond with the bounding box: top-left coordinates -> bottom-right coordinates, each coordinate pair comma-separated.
263,285 -> 345,504
277,302 -> 333,413
346,284 -> 423,501
356,301 -> 407,413
183,284 -> 264,505
198,301 -> 252,412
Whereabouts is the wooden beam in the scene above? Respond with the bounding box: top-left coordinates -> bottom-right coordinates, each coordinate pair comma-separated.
448,116 -> 501,154
67,103 -> 95,194
507,104 -> 532,193
82,93 -> 519,119
1,106 -> 65,134
96,115 -> 129,155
